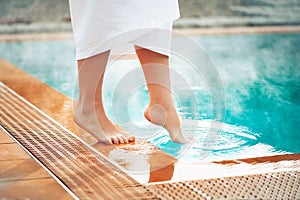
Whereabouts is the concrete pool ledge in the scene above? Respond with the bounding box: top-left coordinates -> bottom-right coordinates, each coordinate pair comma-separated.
0,25 -> 300,43
0,58 -> 299,199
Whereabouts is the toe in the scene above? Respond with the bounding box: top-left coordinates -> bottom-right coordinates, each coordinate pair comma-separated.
122,132 -> 135,142
123,136 -> 129,143
111,136 -> 119,144
127,135 -> 135,142
117,136 -> 125,144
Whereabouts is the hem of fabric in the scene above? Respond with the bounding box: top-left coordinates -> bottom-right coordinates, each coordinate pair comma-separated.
74,20 -> 176,60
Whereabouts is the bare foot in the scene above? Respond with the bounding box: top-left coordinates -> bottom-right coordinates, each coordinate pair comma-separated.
144,104 -> 190,143
73,105 -> 135,145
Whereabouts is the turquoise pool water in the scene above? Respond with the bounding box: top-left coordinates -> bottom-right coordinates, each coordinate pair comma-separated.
1,32 -> 299,161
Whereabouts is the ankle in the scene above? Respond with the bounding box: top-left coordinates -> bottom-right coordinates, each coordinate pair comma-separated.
149,99 -> 175,112
145,103 -> 181,129
75,100 -> 105,115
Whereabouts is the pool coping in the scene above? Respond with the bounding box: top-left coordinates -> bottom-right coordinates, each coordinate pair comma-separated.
0,25 -> 300,43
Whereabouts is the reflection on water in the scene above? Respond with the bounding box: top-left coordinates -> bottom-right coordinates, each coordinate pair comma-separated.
0,33 -> 299,162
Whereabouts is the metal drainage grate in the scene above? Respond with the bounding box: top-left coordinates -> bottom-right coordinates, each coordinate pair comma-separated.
0,82 -> 155,200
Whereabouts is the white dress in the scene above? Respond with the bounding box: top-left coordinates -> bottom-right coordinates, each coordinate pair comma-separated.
69,0 -> 180,60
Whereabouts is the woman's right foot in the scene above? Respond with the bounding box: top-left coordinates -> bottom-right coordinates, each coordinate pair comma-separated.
73,105 -> 135,144
144,103 -> 190,143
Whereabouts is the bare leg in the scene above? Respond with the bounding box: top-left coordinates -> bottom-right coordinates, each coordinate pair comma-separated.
73,51 -> 135,144
135,46 -> 189,143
